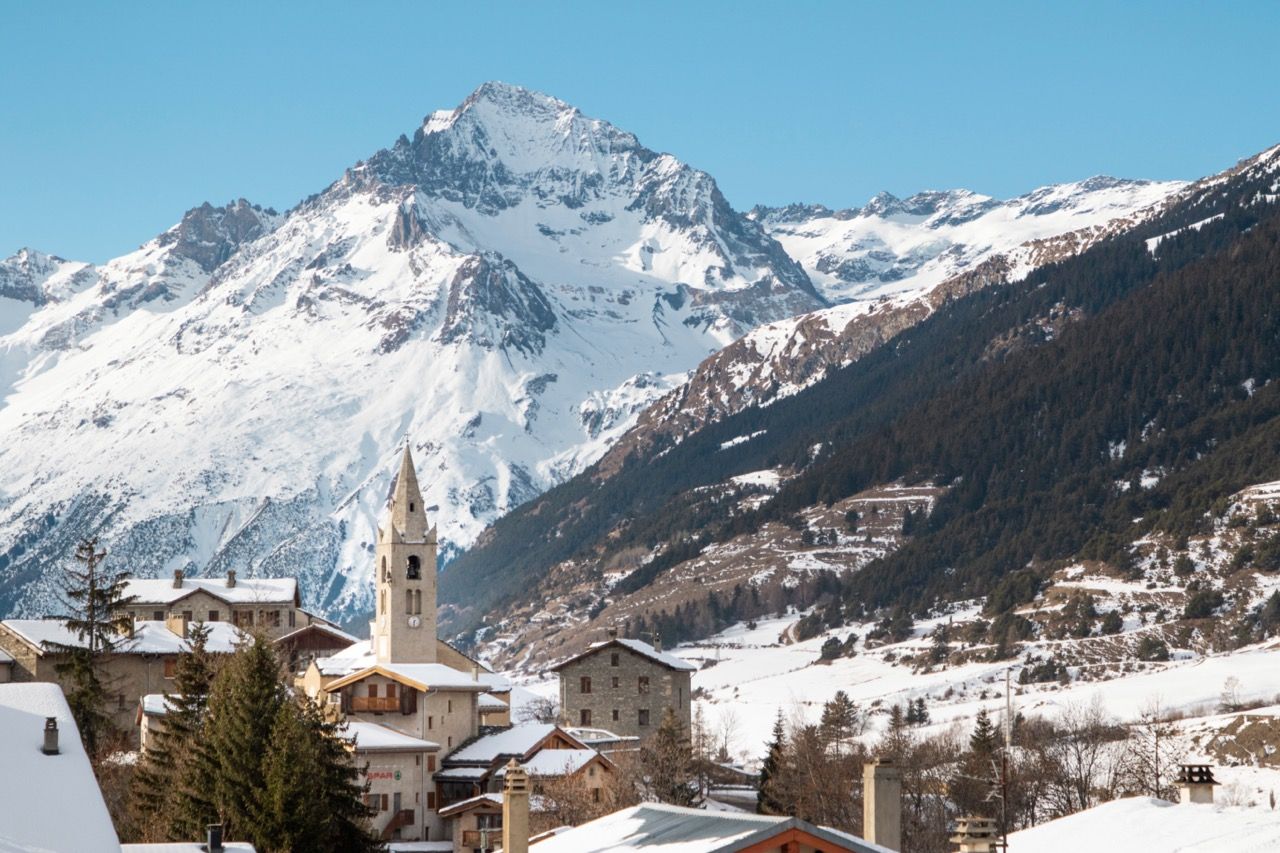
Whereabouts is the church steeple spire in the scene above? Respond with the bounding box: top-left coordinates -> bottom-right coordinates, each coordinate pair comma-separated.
374,442 -> 438,664
390,444 -> 428,543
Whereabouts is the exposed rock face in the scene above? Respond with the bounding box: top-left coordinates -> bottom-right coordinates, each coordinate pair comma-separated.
0,82 -> 820,622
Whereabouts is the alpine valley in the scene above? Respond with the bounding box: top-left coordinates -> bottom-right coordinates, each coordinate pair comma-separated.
0,80 -> 1223,641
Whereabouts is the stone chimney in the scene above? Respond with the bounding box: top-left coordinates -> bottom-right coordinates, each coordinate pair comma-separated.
172,568 -> 184,589
1177,760 -> 1218,804
206,822 -> 224,852
950,816 -> 998,853
863,758 -> 902,851
502,759 -> 530,853
42,717 -> 59,755
226,569 -> 236,588
607,626 -> 618,640
653,632 -> 662,653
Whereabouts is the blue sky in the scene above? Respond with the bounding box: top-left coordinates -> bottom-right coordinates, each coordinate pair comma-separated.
3,1 -> 1278,262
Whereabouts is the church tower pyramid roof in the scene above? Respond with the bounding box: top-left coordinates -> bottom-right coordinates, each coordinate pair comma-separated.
389,444 -> 429,543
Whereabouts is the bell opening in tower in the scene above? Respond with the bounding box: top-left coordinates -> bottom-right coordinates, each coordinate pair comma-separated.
407,555 -> 421,580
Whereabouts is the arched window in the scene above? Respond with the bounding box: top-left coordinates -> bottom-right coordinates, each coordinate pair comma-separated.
414,590 -> 422,615
405,589 -> 413,615
407,555 -> 421,580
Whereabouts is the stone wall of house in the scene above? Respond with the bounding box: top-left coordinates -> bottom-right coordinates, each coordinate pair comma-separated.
557,646 -> 691,739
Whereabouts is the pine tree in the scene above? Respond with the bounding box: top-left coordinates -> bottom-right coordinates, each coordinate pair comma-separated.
129,622 -> 217,841
757,710 -> 787,814
258,699 -> 380,852
819,691 -> 859,756
912,697 -> 929,726
641,709 -> 697,807
185,633 -> 284,842
970,708 -> 998,756
49,537 -> 137,757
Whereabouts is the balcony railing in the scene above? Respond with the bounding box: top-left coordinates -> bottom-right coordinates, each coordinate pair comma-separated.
352,696 -> 399,713
462,829 -> 500,849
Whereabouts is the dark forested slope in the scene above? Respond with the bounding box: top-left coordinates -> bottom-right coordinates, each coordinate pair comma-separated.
441,146 -> 1280,636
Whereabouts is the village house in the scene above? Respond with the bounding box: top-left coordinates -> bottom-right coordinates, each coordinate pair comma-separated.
120,570 -> 311,639
0,618 -> 242,734
552,628 -> 696,739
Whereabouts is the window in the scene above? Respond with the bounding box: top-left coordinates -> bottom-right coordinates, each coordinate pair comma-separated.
427,755 -> 436,772
447,699 -> 452,713
580,709 -> 592,726
208,610 -> 219,622
288,610 -> 295,627
580,676 -> 592,695
414,590 -> 422,615
406,589 -> 414,615
611,676 -> 619,689
268,610 -> 281,628
386,683 -> 398,699
409,502 -> 415,512
426,791 -> 436,810
382,794 -> 389,811
447,736 -> 452,748
638,676 -> 650,695
428,716 -> 433,730
678,687 -> 683,705
182,610 -> 193,622
368,684 -> 379,698
593,787 -> 601,803
379,590 -> 386,616
152,610 -> 164,621
612,709 -> 619,722
638,709 -> 650,727
611,652 -> 620,667
163,659 -> 177,679
407,555 -> 421,580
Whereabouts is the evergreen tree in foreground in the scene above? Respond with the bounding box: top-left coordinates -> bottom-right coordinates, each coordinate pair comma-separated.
49,537 -> 137,756
260,698 -> 380,852
128,622 -> 217,841
757,710 -> 787,814
641,709 -> 697,807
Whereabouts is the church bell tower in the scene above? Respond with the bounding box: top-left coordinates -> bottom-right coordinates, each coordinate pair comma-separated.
373,445 -> 437,664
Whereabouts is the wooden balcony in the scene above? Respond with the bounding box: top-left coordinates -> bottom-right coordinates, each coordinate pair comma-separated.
352,695 -> 399,713
462,828 -> 500,849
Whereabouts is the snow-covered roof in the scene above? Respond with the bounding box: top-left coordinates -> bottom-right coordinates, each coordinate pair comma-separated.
433,765 -> 488,781
438,792 -> 551,818
552,637 -> 697,672
274,621 -> 360,645
528,802 -> 888,852
566,726 -> 640,746
140,693 -> 179,717
344,720 -> 440,753
478,692 -> 508,711
314,638 -> 375,676
123,575 -> 297,605
386,842 -> 453,853
1007,796 -> 1280,852
493,748 -> 603,778
325,662 -> 489,693
0,683 -> 121,853
122,844 -> 256,852
475,670 -> 512,692
2,619 -> 244,655
445,723 -> 582,765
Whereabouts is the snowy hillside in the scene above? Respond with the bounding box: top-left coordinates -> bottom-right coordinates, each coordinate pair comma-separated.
0,82 -> 821,620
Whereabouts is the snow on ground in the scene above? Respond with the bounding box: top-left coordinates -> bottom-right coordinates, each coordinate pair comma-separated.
1006,796 -> 1280,852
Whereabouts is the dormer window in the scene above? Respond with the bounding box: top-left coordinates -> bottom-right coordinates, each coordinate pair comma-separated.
407,555 -> 421,580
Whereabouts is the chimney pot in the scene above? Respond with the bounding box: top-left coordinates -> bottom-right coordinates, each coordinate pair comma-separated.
653,632 -> 662,653
206,822 -> 224,852
226,569 -> 236,588
173,568 -> 184,589
502,759 -> 530,853
864,757 -> 902,851
42,717 -> 59,755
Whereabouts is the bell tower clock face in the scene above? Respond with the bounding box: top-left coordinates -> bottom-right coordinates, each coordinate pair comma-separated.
408,615 -> 421,628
